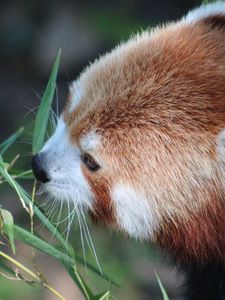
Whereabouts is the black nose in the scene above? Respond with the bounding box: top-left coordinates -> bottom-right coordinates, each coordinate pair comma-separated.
31,154 -> 50,183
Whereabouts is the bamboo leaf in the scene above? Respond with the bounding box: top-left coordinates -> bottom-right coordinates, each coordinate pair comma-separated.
93,291 -> 111,300
32,50 -> 61,154
67,266 -> 94,300
0,127 -> 24,156
10,169 -> 34,180
76,257 -> 119,287
13,225 -> 93,300
156,273 -> 170,300
13,225 -> 74,265
0,209 -> 15,254
0,258 -> 15,275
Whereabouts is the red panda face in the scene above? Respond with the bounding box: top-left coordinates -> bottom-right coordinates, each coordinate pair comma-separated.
32,4 -> 225,262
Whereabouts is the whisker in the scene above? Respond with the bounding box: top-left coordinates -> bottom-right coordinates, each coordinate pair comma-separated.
76,206 -> 87,271
23,104 -> 39,119
30,88 -> 42,100
34,185 -> 101,276
70,190 -> 88,270
55,85 -> 59,118
36,194 -> 58,231
49,200 -> 64,243
51,200 -> 63,225
19,152 -> 33,158
80,206 -> 102,275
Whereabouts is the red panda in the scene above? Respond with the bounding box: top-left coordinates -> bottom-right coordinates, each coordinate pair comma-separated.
31,3 -> 225,299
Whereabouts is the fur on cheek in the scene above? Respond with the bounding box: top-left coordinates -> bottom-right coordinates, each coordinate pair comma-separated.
81,165 -> 116,224
156,185 -> 225,263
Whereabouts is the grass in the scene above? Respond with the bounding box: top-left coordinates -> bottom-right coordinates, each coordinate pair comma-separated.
32,50 -> 61,155
0,52 -> 112,300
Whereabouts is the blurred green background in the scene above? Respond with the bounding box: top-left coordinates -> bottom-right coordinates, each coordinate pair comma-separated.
0,1 -> 203,299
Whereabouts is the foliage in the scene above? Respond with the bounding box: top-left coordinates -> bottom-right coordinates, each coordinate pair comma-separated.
156,273 -> 170,300
0,52 -> 112,300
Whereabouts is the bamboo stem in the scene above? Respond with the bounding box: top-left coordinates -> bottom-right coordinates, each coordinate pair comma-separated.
0,250 -> 67,300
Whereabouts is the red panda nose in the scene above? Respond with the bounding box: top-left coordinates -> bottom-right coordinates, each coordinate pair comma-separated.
31,153 -> 50,183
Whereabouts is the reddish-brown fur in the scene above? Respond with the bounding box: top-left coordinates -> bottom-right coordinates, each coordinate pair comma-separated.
82,165 -> 115,224
65,17 -> 225,262
156,180 -> 225,263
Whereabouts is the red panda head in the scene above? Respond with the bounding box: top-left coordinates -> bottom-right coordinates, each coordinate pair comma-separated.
32,3 -> 225,263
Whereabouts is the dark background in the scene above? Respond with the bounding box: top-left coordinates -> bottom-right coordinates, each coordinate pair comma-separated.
0,1 -> 203,299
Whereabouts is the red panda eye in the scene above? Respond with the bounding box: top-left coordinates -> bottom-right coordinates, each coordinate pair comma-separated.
81,153 -> 100,172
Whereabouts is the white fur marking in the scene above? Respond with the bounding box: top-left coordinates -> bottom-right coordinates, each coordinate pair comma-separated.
40,117 -> 93,208
185,2 -> 225,24
41,117 -> 66,152
112,184 -> 159,240
69,80 -> 84,113
80,130 -> 101,153
217,128 -> 225,158
216,128 -> 225,188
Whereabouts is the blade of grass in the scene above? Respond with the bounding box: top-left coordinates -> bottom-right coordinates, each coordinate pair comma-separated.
32,50 -> 61,154
0,127 -> 24,156
12,225 -> 94,299
13,225 -> 74,265
0,209 -> 15,254
66,266 -> 94,300
12,169 -> 34,180
0,259 -> 15,276
0,249 -> 66,300
93,291 -> 111,300
156,273 -> 170,300
76,256 -> 119,287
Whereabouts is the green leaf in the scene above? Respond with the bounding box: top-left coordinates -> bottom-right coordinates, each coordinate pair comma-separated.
13,225 -> 93,300
0,127 -> 24,155
0,209 -> 15,254
0,258 -> 15,275
13,225 -> 74,265
156,273 -> 170,300
67,266 -> 94,300
93,291 -> 111,300
76,257 -> 119,288
32,50 -> 61,154
10,169 -> 34,180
